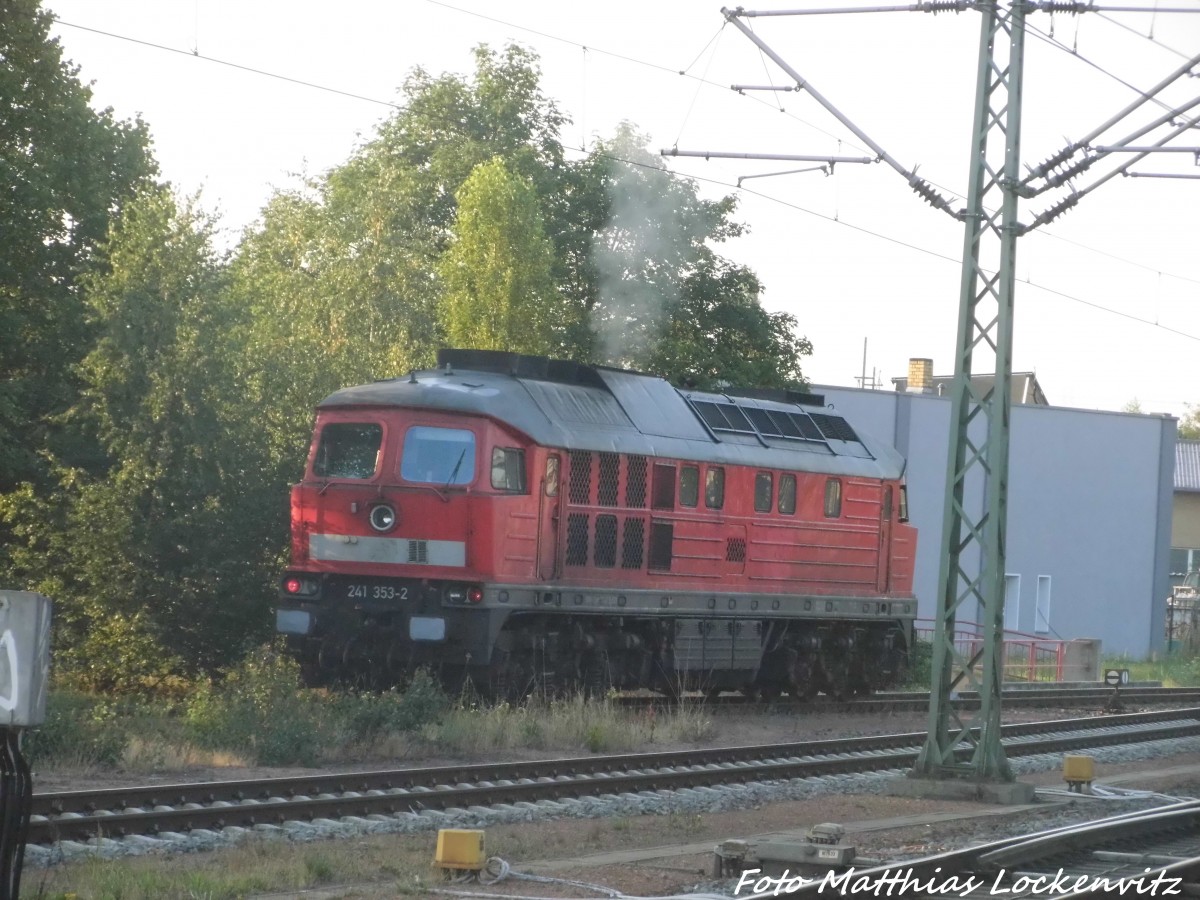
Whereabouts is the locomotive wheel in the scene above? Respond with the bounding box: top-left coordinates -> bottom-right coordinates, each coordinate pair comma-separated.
792,681 -> 819,701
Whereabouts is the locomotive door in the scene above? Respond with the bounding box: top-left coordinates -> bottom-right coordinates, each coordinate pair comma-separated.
537,454 -> 563,580
876,485 -> 893,592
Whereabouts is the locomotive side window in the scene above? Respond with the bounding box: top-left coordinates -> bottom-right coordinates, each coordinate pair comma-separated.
898,483 -> 909,522
400,426 -> 476,485
705,467 -> 725,510
824,478 -> 843,518
778,473 -> 797,515
679,465 -> 699,508
652,464 -> 676,509
754,472 -> 773,513
882,485 -> 893,519
313,423 -> 382,479
545,456 -> 560,496
491,448 -> 527,492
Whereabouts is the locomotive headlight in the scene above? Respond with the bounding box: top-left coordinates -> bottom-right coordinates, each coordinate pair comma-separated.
369,503 -> 397,532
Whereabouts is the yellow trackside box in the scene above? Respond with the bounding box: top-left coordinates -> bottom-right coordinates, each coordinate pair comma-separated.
1063,755 -> 1095,783
435,829 -> 486,870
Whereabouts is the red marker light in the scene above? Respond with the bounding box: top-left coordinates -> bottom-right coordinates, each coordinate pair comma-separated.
285,578 -> 303,594
467,587 -> 483,604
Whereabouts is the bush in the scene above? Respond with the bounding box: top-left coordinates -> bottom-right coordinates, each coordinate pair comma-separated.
184,647 -> 452,766
24,690 -> 131,767
903,638 -> 933,689
333,670 -> 449,739
185,644 -> 332,766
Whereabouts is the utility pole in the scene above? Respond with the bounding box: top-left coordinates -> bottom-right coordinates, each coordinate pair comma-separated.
914,0 -> 1025,783
668,3 -> 1199,791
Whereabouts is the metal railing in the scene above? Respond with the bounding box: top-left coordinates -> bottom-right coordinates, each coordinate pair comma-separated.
915,620 -> 1068,682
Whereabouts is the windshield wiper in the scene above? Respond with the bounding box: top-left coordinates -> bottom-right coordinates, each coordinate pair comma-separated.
444,448 -> 468,489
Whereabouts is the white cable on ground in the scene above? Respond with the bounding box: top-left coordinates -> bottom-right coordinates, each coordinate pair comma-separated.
1036,784 -> 1194,803
429,856 -> 728,900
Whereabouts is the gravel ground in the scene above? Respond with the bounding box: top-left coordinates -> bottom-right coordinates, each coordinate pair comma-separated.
29,705 -> 1200,898
426,756 -> 1200,900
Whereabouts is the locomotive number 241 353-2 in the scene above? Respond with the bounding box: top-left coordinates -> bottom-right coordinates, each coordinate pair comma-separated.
346,584 -> 409,601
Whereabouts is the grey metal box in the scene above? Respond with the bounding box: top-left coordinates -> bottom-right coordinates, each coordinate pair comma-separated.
0,591 -> 52,727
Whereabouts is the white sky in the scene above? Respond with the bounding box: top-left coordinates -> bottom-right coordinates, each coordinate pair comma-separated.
46,0 -> 1200,417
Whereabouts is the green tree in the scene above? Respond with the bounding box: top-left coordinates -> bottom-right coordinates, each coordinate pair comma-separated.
53,188 -> 274,688
1181,404 -> 1200,440
439,157 -> 569,353
233,44 -> 587,478
646,256 -> 812,389
0,0 -> 155,491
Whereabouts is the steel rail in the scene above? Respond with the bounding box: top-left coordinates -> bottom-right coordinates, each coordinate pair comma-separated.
30,706 -> 1193,818
614,686 -> 1200,711
26,709 -> 1200,846
743,799 -> 1200,899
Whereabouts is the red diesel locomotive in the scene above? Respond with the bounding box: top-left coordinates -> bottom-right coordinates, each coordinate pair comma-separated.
277,349 -> 918,699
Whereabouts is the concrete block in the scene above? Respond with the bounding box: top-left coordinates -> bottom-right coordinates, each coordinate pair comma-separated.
886,775 -> 1037,805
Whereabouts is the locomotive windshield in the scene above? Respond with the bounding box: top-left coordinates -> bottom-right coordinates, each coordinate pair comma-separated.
401,426 -> 476,485
313,423 -> 382,479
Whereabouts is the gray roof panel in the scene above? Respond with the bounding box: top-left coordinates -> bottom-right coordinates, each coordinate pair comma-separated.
319,357 -> 907,481
1178,440 -> 1200,492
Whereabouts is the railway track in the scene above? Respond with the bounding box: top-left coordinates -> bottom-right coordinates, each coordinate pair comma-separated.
753,797 -> 1200,898
28,706 -> 1200,849
616,684 -> 1200,711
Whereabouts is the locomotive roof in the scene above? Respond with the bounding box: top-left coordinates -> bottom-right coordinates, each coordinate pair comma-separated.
318,349 -> 906,480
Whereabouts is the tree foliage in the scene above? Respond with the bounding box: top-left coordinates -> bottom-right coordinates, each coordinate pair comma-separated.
54,188 -> 276,686
1,24 -> 813,693
1180,404 -> 1200,441
0,0 -> 155,490
439,157 -> 570,354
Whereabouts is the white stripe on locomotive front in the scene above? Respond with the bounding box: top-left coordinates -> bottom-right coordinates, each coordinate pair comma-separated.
309,534 -> 466,567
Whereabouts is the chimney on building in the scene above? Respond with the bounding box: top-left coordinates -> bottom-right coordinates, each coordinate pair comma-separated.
907,358 -> 934,394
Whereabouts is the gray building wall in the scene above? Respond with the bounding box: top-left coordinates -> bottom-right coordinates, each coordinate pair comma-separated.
813,385 -> 1176,657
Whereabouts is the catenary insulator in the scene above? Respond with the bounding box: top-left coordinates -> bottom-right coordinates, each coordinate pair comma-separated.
916,1 -> 972,14
1043,155 -> 1095,189
1032,0 -> 1091,14
908,175 -> 956,214
1021,193 -> 1079,233
1027,144 -> 1079,181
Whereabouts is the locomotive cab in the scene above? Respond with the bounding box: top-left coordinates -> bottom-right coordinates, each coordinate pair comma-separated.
278,402 -> 538,684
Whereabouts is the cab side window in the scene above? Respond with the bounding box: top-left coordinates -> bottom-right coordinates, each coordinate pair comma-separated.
705,467 -> 725,510
824,478 -> 842,518
680,465 -> 699,508
754,472 -> 773,513
778,474 -> 796,515
491,448 -> 527,492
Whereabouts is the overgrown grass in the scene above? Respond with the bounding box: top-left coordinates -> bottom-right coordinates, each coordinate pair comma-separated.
1101,652 -> 1200,687
27,827 -> 434,900
28,646 -> 451,771
26,644 -> 717,772
425,693 -> 714,755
